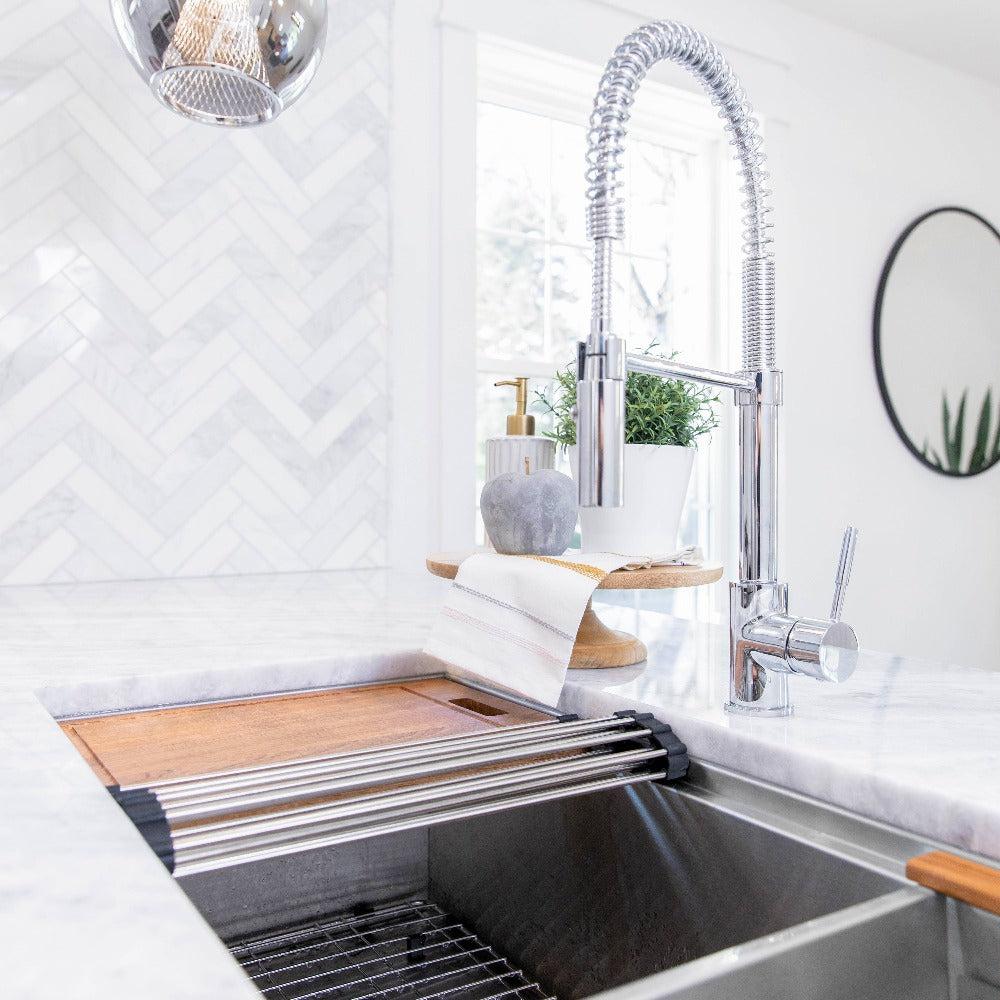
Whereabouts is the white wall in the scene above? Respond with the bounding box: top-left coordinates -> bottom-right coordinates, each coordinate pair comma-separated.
398,0 -> 1000,668
763,4 -> 1000,669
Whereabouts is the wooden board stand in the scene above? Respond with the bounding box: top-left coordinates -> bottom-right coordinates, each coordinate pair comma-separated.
426,553 -> 724,669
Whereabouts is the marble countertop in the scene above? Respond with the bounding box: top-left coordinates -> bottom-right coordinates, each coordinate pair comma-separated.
3,568 -> 1000,998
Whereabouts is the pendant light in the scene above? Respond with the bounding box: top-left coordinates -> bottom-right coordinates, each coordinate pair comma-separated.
111,0 -> 327,126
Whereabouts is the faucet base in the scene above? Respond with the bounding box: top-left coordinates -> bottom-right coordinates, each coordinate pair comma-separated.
724,700 -> 794,718
729,581 -> 793,715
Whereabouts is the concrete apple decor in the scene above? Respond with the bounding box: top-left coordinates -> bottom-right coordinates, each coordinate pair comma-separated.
480,469 -> 577,556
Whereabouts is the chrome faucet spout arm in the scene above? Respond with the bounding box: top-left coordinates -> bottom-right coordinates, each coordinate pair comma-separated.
625,353 -> 753,394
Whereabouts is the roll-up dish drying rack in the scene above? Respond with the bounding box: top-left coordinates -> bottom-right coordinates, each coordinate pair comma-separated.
59,678 -> 688,877
115,711 -> 685,876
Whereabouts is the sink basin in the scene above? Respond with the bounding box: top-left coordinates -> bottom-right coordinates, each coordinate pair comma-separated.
176,760 -> 995,999
427,786 -> 907,996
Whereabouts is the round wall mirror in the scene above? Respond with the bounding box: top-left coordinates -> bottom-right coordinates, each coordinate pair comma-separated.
874,206 -> 1000,477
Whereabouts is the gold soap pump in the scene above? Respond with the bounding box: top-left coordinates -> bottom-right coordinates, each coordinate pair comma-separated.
495,378 -> 534,436
485,377 -> 555,484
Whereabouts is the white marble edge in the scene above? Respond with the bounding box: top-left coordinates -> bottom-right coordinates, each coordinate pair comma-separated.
38,650 -> 438,721
2,567 -> 999,998
1,571 -> 444,1000
5,653 -> 444,1000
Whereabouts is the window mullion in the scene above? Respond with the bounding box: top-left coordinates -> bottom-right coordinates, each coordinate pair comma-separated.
542,117 -> 554,361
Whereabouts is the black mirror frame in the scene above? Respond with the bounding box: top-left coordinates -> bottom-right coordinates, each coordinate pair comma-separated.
873,205 -> 1000,478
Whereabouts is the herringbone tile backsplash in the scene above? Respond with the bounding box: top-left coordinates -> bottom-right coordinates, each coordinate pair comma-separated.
0,0 -> 391,583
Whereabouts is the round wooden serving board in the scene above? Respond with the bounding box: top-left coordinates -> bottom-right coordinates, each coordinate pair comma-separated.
426,553 -> 723,669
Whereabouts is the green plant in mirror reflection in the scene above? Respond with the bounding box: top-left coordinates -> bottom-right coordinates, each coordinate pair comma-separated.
922,387 -> 1000,475
535,342 -> 719,449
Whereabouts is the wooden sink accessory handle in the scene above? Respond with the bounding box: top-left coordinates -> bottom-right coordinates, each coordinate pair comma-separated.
906,850 -> 1000,916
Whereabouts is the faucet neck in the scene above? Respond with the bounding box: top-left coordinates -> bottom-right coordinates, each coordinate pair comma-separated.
737,372 -> 781,584
585,20 -> 775,373
583,19 -> 780,583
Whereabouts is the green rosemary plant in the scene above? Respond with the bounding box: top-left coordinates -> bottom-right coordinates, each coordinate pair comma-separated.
535,343 -> 719,449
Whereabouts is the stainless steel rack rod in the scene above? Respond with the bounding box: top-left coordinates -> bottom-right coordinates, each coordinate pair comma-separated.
172,746 -> 667,850
120,716 -> 634,793
173,767 -> 665,877
154,723 -> 657,822
129,714 -> 636,798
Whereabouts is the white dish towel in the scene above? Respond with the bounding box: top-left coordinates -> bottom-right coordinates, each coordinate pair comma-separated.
424,547 -> 703,706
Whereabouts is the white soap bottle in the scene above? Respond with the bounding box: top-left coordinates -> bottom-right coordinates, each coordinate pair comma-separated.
485,378 -> 555,483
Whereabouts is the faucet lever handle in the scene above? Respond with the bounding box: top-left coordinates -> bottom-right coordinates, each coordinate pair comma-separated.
830,526 -> 859,621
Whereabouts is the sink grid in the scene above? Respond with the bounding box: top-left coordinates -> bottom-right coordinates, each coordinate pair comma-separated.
228,898 -> 556,1000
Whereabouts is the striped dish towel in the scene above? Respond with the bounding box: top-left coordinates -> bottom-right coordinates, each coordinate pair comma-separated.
424,551 -> 631,706
619,545 -> 703,570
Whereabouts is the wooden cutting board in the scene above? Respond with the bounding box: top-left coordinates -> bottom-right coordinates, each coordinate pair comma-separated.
60,678 -> 550,788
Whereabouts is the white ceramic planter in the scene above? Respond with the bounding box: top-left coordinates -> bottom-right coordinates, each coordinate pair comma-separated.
569,443 -> 695,555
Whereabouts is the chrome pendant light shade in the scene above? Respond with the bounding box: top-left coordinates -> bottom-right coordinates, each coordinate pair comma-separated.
111,0 -> 327,126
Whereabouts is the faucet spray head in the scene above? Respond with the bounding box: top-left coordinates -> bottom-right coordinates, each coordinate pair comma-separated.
575,335 -> 626,508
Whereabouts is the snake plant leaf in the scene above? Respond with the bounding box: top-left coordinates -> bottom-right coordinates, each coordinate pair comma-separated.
991,398 -> 1000,466
941,390 -> 968,472
953,390 -> 967,472
930,387 -> 999,474
969,388 -> 993,474
942,394 -> 953,469
921,439 -> 943,470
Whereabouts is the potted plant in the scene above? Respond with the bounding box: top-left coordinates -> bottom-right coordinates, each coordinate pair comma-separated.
536,345 -> 718,554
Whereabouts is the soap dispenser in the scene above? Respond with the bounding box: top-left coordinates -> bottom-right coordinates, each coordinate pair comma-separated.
485,378 -> 555,483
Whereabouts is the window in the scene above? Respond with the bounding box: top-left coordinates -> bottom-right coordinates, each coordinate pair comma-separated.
474,40 -> 738,622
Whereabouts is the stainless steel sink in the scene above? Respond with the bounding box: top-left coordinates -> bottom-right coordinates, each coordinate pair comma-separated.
177,760 -> 999,1000
428,786 -> 909,997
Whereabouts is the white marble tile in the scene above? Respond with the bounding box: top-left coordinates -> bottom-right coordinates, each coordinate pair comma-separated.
0,0 -> 392,584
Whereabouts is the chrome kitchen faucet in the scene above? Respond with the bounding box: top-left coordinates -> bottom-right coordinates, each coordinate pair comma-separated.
575,21 -> 859,715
